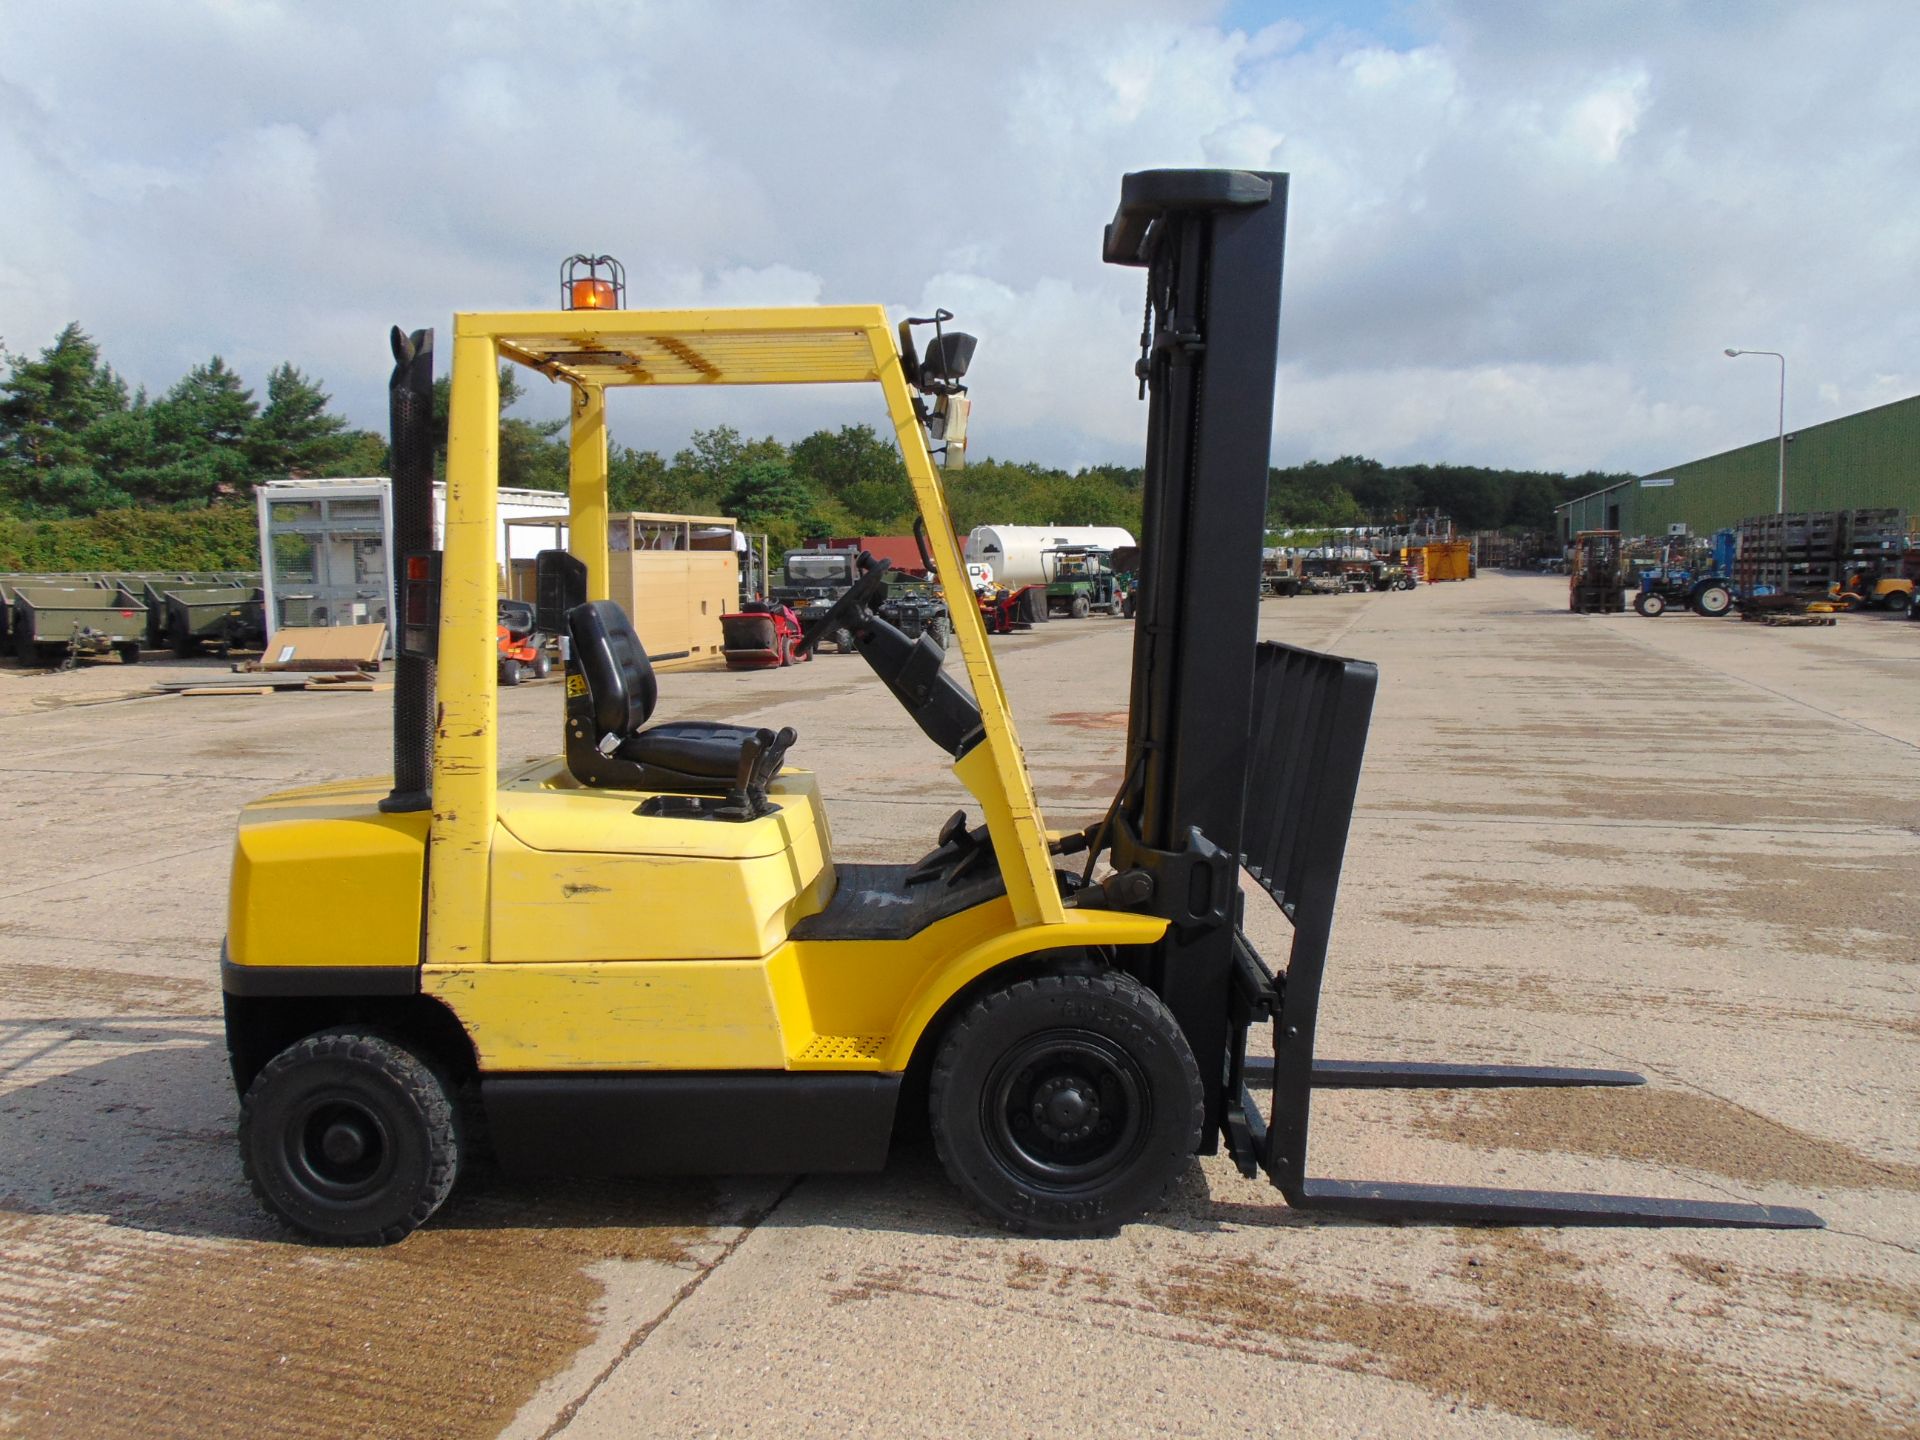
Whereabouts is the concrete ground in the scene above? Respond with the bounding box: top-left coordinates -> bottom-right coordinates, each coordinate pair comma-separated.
0,574 -> 1914,1440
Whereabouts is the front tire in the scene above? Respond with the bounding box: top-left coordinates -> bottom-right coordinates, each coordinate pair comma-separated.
929,971 -> 1202,1237
240,1031 -> 459,1245
1069,594 -> 1091,619
1634,592 -> 1666,617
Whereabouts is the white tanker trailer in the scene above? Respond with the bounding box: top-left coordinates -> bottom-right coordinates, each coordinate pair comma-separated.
963,524 -> 1138,589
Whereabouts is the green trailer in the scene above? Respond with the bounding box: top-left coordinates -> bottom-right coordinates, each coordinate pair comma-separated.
11,585 -> 147,666
0,575 -> 89,645
160,585 -> 268,656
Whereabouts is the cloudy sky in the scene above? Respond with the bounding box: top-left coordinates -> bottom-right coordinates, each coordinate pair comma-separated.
3,0 -> 1915,477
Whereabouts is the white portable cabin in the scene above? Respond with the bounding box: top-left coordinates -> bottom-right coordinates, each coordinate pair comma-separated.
255,477 -> 570,650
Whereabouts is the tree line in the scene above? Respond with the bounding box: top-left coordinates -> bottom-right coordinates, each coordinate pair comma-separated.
2,324 -> 1618,557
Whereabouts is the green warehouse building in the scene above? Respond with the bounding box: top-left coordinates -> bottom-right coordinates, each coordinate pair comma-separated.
1556,392 -> 1919,542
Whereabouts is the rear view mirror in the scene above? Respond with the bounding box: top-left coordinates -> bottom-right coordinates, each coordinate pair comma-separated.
535,549 -> 587,636
919,331 -> 976,389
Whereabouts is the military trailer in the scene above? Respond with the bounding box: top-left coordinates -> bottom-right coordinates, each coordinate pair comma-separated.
11,585 -> 146,665
162,585 -> 269,656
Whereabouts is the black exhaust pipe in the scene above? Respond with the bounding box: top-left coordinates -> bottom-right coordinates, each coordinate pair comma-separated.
380,325 -> 436,814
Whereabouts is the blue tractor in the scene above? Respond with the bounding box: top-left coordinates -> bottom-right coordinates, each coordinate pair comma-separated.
1633,530 -> 1736,617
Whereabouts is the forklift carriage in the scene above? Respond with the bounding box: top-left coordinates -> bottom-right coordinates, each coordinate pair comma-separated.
221,171 -> 1821,1244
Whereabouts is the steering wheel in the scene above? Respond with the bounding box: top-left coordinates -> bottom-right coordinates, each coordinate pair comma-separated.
795,553 -> 892,657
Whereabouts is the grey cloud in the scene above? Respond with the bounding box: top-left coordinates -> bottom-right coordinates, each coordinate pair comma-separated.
2,0 -> 1913,478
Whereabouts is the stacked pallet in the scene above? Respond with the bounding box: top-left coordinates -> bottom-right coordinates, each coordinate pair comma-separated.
1842,508 -> 1906,579
1731,508 -> 1909,595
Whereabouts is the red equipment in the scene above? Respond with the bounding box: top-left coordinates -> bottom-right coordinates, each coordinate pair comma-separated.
978,584 -> 1048,635
496,599 -> 551,686
720,600 -> 811,670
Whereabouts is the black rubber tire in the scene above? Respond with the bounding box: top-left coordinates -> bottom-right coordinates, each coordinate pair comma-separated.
240,1030 -> 459,1246
1634,592 -> 1664,617
531,649 -> 551,678
1691,583 -> 1733,618
1882,591 -> 1911,616
117,643 -> 141,665
929,971 -> 1202,1237
1069,594 -> 1091,619
499,658 -> 523,686
1121,594 -> 1136,619
170,630 -> 199,658
831,626 -> 855,654
924,617 -> 948,651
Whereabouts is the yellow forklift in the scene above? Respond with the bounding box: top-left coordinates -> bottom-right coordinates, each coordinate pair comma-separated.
222,173 -> 1820,1244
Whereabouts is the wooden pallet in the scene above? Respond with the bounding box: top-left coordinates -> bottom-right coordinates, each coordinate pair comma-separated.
1739,611 -> 1837,627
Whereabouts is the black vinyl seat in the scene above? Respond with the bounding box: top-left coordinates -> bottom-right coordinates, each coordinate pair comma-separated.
566,599 -> 794,793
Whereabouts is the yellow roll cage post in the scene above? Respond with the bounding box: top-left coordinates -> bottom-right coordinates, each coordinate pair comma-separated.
431,306 -> 1070,966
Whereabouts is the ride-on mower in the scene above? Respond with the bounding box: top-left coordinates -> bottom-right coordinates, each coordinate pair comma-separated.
718,599 -> 809,670
222,171 -> 1820,1244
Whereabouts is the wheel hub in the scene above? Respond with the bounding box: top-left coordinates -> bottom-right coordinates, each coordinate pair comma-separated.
321,1119 -> 371,1167
1031,1075 -> 1100,1143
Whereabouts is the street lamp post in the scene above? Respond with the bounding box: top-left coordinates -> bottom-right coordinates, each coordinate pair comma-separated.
1723,348 -> 1786,514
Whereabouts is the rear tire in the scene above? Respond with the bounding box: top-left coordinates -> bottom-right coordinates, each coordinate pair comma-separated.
1883,591 -> 1912,616
1691,583 -> 1733,617
929,971 -> 1202,1237
531,649 -> 551,679
117,643 -> 141,665
240,1031 -> 459,1246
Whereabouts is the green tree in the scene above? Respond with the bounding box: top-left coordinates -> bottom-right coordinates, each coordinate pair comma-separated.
126,356 -> 259,505
0,323 -> 131,514
608,445 -> 674,512
722,455 -> 833,550
326,430 -> 390,477
789,424 -> 912,531
665,425 -> 789,516
249,363 -> 352,476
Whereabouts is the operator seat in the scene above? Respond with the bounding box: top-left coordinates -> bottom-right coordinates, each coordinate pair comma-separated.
566,599 -> 795,793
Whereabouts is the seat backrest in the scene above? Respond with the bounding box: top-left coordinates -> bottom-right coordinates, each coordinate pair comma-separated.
567,600 -> 658,738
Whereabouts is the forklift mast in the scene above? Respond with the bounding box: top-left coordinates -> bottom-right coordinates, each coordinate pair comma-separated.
1102,170 -> 1288,1139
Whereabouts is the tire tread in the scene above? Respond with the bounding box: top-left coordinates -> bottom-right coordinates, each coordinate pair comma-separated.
928,970 -> 1203,1237
239,1030 -> 458,1246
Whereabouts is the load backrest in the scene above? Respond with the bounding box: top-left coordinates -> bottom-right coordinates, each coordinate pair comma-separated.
566,599 -> 658,739
1240,642 -> 1377,947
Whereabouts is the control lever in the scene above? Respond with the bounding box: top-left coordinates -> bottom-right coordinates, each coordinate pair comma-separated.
746,726 -> 798,812
718,729 -> 776,821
